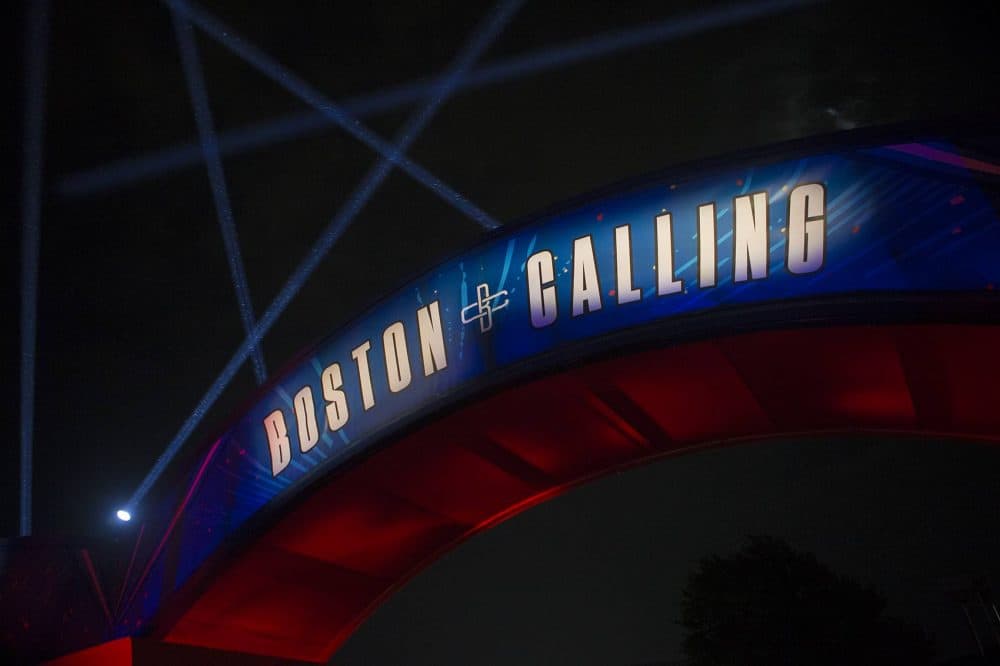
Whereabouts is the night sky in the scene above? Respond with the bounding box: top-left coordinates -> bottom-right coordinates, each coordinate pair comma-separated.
337,436 -> 1000,664
5,0 -> 1000,662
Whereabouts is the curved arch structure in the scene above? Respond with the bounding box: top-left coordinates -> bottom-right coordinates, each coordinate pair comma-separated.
48,125 -> 1000,663
162,322 -> 1000,663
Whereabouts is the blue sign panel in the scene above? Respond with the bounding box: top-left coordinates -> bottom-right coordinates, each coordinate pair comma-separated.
118,134 -> 1000,632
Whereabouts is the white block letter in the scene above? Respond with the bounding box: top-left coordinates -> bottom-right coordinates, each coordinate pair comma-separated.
526,250 -> 557,328
383,322 -> 412,393
787,183 -> 826,275
321,362 -> 349,431
351,341 -> 376,410
293,386 -> 319,453
655,213 -> 683,295
572,236 -> 603,316
416,301 -> 447,376
614,225 -> 641,304
698,203 -> 717,288
733,191 -> 769,282
264,409 -> 291,477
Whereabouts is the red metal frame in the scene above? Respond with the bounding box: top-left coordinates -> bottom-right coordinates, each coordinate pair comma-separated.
152,324 -> 1000,662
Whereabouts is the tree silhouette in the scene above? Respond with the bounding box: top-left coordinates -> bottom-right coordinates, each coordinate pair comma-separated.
680,535 -> 933,665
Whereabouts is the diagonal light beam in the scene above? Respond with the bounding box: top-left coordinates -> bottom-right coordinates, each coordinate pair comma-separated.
59,0 -> 823,198
20,0 -> 51,537
172,12 -> 268,385
162,0 -> 499,231
125,0 -> 522,511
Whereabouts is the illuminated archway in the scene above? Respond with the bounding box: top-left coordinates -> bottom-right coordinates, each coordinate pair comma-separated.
98,127 -> 1000,663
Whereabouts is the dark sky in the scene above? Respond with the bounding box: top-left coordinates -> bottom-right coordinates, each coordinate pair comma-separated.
336,436 -> 1000,664
5,0 -> 1000,662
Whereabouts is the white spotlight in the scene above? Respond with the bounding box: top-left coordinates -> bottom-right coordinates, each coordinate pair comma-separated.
116,509 -> 132,522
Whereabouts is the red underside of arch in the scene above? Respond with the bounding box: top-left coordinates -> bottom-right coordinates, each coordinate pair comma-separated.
160,324 -> 1000,662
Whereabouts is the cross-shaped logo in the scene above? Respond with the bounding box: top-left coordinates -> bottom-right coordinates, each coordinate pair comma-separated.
461,283 -> 509,333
